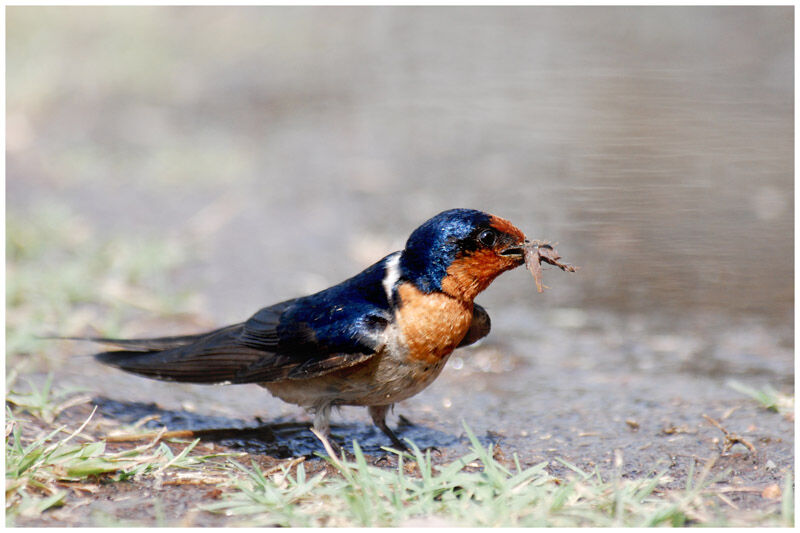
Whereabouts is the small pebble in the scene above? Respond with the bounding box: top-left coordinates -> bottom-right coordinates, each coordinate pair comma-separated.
765,459 -> 777,472
762,484 -> 781,499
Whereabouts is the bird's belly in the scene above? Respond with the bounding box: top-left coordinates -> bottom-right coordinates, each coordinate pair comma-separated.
261,349 -> 453,408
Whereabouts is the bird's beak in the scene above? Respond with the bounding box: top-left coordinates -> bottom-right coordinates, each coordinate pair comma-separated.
499,239 -> 527,260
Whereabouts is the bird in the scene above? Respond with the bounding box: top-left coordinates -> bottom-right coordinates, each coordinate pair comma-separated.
88,208 -> 531,449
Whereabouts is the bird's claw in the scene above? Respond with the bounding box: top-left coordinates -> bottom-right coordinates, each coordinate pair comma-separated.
397,414 -> 416,428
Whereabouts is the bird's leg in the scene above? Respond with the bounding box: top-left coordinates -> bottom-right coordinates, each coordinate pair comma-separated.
312,402 -> 346,456
368,404 -> 409,451
373,407 -> 442,455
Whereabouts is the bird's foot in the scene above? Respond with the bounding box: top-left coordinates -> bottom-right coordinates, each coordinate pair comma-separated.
423,444 -> 442,456
381,429 -> 411,453
397,414 -> 416,428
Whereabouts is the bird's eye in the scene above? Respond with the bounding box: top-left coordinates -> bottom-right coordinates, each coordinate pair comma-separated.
478,229 -> 496,247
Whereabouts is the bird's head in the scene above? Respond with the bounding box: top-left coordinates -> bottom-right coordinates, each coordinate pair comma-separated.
400,208 -> 527,301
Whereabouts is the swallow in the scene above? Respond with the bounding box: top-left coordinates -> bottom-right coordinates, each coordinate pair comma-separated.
88,208 -> 530,449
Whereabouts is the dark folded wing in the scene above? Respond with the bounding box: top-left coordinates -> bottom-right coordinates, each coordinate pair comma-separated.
93,253 -> 396,384
93,298 -> 389,384
457,303 -> 491,347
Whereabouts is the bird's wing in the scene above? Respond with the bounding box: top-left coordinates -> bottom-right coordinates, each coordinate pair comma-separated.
93,253 -> 399,384
457,303 -> 491,347
236,295 -> 390,381
93,297 -> 390,384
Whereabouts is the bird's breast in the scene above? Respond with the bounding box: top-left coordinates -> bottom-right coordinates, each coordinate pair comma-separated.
393,281 -> 473,365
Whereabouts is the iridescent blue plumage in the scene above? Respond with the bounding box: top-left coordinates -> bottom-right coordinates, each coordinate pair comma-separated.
400,208 -> 491,293
243,253 -> 394,361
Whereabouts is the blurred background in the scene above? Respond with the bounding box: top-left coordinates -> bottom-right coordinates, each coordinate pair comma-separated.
7,6 -> 792,322
6,6 -> 794,464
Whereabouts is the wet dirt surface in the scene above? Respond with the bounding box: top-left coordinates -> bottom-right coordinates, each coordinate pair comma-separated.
14,306 -> 789,525
53,310 -> 793,470
7,6 -> 793,526
13,307 -> 794,526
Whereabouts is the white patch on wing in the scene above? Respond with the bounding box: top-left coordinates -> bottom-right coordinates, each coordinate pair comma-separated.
382,251 -> 402,304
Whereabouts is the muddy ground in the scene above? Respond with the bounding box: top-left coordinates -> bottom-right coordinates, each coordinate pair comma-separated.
15,308 -> 793,526
7,6 -> 794,526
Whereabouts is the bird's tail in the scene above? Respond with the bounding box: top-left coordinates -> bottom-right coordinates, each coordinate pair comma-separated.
75,325 -> 263,384
65,331 -> 214,352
